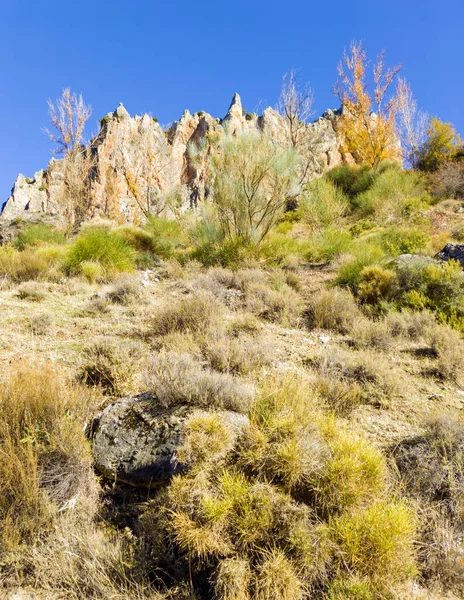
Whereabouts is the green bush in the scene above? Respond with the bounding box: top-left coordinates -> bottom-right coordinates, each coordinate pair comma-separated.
65,227 -> 136,279
326,164 -> 376,199
305,228 -> 353,263
357,265 -> 397,304
298,179 -> 349,230
393,257 -> 464,328
331,501 -> 417,589
380,227 -> 429,256
335,242 -> 385,293
144,216 -> 186,259
13,223 -> 66,250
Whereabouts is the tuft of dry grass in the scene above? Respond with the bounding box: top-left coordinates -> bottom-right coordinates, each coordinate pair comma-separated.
106,274 -> 143,305
215,556 -> 252,600
79,337 -> 144,395
29,312 -> 53,335
0,362 -> 94,552
145,352 -> 253,413
152,290 -> 224,336
17,281 -> 47,301
307,287 -> 361,334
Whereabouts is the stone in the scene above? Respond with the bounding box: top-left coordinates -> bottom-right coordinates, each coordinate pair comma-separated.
436,243 -> 464,268
91,392 -> 249,487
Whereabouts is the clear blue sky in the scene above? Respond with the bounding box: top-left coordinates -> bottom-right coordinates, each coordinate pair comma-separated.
1,0 -> 462,203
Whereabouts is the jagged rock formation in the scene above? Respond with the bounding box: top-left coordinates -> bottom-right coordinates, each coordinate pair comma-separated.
436,243 -> 464,268
1,93 -> 351,224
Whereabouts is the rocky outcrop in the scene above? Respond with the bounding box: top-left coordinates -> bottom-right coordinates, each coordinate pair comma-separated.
1,94 -> 351,224
92,392 -> 249,487
436,243 -> 464,268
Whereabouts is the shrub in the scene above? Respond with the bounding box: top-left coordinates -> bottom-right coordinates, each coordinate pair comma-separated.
0,363 -> 93,552
65,227 -> 136,279
255,548 -> 303,600
331,501 -> 417,589
202,333 -> 272,375
357,265 -> 397,304
354,166 -> 428,222
17,281 -> 47,301
13,222 -> 65,250
0,245 -> 64,282
325,576 -> 375,600
80,260 -> 103,283
349,318 -> 395,352
307,288 -> 361,333
106,274 -> 142,305
426,323 -> 464,381
144,216 -> 186,259
314,428 -> 387,515
30,312 -> 52,335
145,352 -> 253,413
393,257 -> 464,329
380,227 -> 429,256
208,130 -> 298,244
311,347 -> 400,407
79,337 -> 143,395
326,164 -> 376,199
298,178 -> 349,230
335,242 -> 385,293
305,228 -> 353,263
215,557 -> 252,600
152,291 -> 224,337
179,412 -> 234,467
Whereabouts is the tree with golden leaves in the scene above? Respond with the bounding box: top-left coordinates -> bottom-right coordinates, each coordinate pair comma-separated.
335,42 -> 402,168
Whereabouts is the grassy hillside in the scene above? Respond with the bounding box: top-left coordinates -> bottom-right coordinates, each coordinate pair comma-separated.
1,161 -> 464,599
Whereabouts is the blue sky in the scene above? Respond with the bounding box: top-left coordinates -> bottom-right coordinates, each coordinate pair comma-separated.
1,0 -> 462,203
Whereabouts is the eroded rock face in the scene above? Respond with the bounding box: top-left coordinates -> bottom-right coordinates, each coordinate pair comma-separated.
1,95 -> 351,223
92,392 -> 249,487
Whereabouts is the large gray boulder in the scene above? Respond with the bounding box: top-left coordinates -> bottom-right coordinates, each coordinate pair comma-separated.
92,392 -> 249,487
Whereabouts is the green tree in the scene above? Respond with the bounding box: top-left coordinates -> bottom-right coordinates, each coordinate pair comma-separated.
208,131 -> 298,244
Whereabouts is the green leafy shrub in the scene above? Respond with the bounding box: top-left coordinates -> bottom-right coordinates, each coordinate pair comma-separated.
380,227 -> 429,256
65,227 -> 136,280
326,164 -> 376,199
357,265 -> 397,304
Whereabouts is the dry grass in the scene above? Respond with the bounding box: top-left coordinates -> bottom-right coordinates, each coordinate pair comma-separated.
0,362 -> 94,552
106,274 -> 143,305
152,290 -> 224,336
310,347 -> 401,408
79,337 -> 144,395
17,281 -> 47,301
307,287 -> 361,334
145,352 -> 254,413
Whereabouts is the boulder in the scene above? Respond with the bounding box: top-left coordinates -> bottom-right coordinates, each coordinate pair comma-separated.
91,392 -> 249,487
436,243 -> 464,268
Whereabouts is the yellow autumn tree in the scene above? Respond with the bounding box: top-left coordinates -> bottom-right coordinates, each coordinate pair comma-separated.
417,117 -> 462,172
335,42 -> 402,168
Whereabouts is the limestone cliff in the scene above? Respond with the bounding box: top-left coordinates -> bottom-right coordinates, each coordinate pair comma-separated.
1,93 -> 350,224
